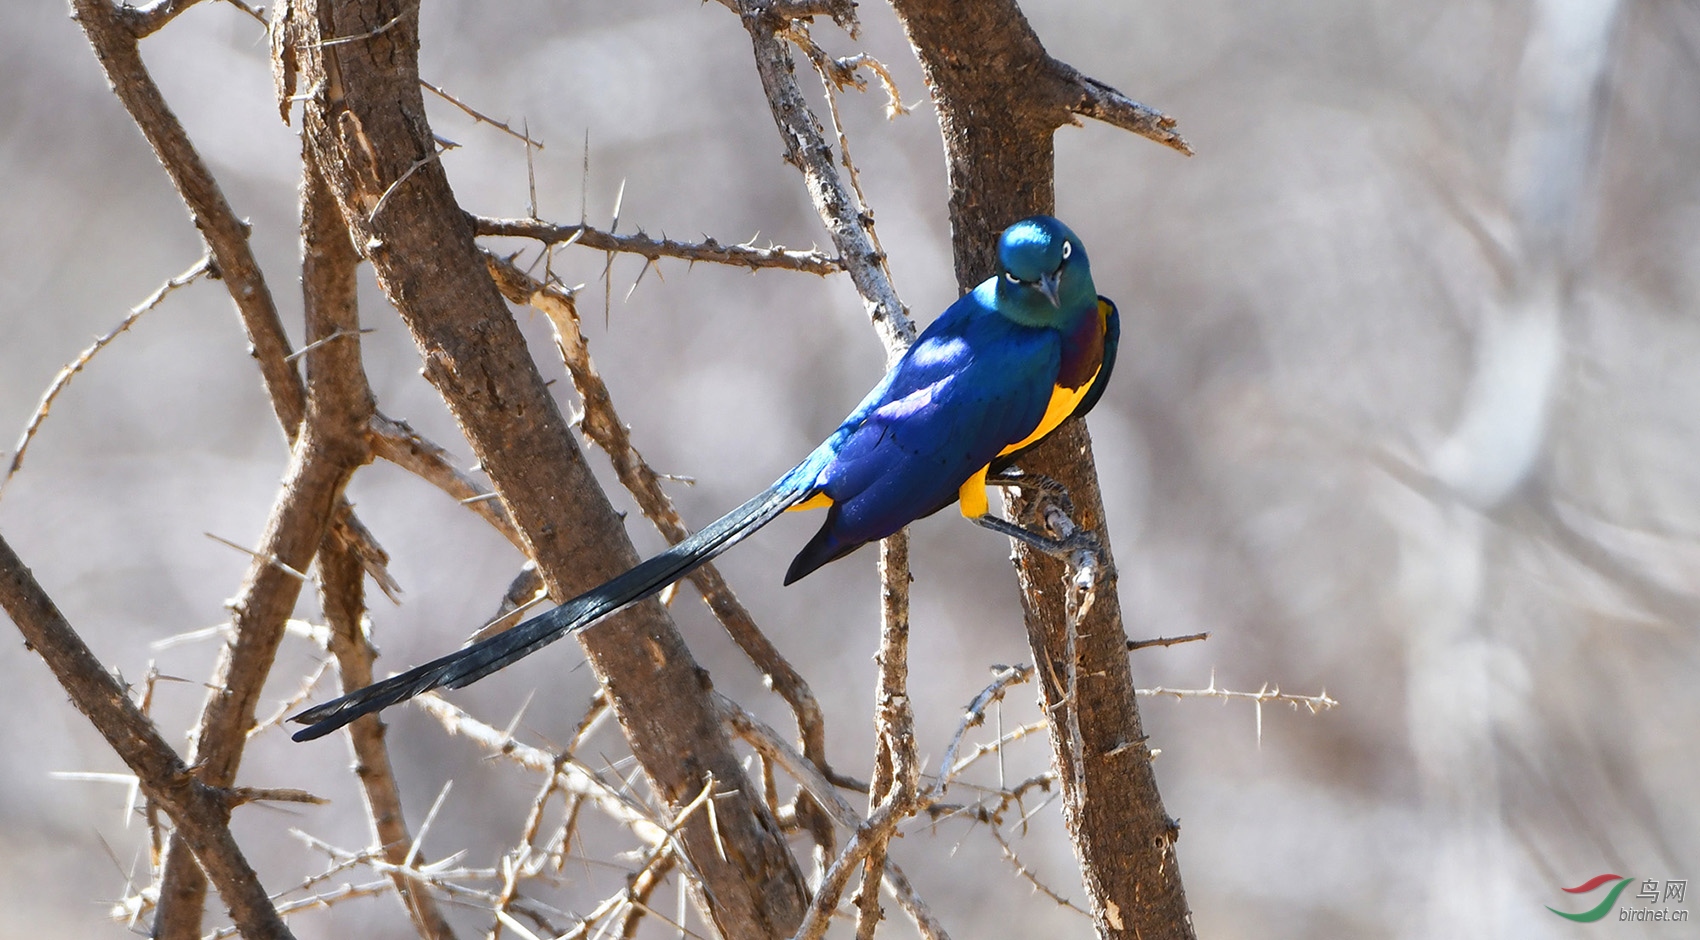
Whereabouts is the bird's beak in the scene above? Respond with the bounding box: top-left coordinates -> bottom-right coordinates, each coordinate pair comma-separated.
1039,271 -> 1062,308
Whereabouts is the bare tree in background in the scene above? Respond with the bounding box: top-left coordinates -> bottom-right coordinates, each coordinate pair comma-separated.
0,1 -> 1276,938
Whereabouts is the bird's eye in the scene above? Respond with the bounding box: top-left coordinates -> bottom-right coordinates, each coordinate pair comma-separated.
1004,272 -> 1022,286
1060,241 -> 1073,261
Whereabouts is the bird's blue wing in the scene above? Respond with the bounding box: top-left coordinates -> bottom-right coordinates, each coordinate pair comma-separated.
784,302 -> 1062,581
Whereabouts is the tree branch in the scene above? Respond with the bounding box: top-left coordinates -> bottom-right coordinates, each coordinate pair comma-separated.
412,693 -> 664,839
151,151 -> 378,939
0,533 -> 294,940
1049,60 -> 1192,155
887,0 -> 1196,936
367,411 -> 527,552
70,0 -> 301,434
721,0 -> 916,353
277,4 -> 809,936
483,251 -> 841,792
297,154 -> 458,940
2,254 -> 210,496
72,0 -> 398,611
472,215 -> 844,275
114,0 -> 208,38
723,0 -> 931,891
855,533 -> 918,939
718,696 -> 950,940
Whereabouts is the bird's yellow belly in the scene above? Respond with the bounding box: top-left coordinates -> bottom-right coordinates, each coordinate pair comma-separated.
959,367 -> 1101,519
998,379 -> 1093,459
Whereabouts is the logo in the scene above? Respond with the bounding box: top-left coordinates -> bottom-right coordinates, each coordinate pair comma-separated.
1548,874 -> 1634,922
1548,874 -> 1689,924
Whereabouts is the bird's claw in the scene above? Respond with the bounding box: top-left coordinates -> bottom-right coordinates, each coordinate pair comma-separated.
972,513 -> 1099,567
1055,528 -> 1099,556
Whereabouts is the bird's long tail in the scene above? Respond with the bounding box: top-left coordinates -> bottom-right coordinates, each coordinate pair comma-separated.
290,473 -> 814,741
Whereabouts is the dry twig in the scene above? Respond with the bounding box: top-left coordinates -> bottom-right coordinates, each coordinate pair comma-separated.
0,533 -> 294,939
423,81 -> 544,149
718,696 -> 951,940
720,0 -> 916,351
1144,671 -> 1339,747
484,249 -> 845,799
474,215 -> 843,275
367,411 -> 527,552
1,255 -> 210,496
856,533 -> 918,938
413,693 -> 665,841
1126,632 -> 1210,652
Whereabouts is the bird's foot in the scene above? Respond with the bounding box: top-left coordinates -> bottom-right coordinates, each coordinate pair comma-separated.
986,467 -> 1074,513
972,513 -> 1099,561
974,503 -> 1106,609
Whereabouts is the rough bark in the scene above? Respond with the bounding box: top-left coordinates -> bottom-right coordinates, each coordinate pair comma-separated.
889,1 -> 1195,936
151,155 -> 377,938
301,154 -> 459,940
274,2 -> 809,936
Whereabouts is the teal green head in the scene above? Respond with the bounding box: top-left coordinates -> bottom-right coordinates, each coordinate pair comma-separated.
992,216 -> 1095,326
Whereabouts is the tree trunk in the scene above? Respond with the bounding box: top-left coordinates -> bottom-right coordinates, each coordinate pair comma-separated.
890,1 -> 1196,936
275,3 -> 810,937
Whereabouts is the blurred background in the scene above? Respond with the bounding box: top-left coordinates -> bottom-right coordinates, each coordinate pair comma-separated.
1,0 -> 1696,937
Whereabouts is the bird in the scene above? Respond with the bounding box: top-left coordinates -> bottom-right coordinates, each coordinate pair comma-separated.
290,215 -> 1118,742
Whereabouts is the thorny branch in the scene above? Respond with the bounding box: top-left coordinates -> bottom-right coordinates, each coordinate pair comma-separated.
287,830 -> 578,938
1,254 -> 211,496
722,0 -> 916,351
1127,632 -> 1211,652
987,823 -> 1091,915
716,5 -> 938,932
1145,672 -> 1339,746
856,533 -> 919,939
299,154 -> 458,940
937,664 -> 1036,785
717,696 -> 950,940
318,540 -> 460,940
881,0 -> 1200,931
473,215 -> 844,275
483,251 -> 842,795
0,533 -> 294,940
1050,60 -> 1192,155
148,149 -> 377,937
69,35 -> 402,928
491,752 -> 579,937
784,20 -> 906,288
413,692 -> 666,842
281,0 -> 814,928
70,0 -> 302,434
423,81 -> 544,150
56,13 -> 395,923
367,411 -> 527,552
766,627 -> 1297,939
718,630 -> 1331,937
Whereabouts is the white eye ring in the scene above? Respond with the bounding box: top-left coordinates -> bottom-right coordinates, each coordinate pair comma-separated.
1060,241 -> 1073,260
1004,271 -> 1021,285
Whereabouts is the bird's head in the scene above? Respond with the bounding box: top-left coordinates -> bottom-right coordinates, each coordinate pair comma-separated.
993,216 -> 1095,326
